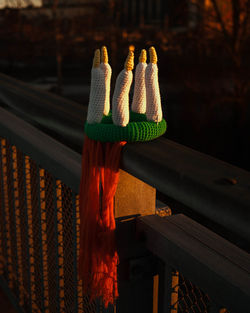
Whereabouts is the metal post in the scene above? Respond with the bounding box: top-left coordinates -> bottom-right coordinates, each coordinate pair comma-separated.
158,261 -> 173,313
171,271 -> 179,313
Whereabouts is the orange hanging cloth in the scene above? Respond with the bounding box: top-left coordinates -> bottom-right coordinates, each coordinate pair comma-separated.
79,135 -> 126,307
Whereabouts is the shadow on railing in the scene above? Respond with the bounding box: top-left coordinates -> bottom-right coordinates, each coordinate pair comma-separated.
0,74 -> 249,313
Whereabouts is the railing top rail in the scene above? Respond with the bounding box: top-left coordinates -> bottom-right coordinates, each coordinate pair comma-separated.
0,73 -> 250,246
0,107 -> 81,193
137,214 -> 250,313
123,138 -> 250,246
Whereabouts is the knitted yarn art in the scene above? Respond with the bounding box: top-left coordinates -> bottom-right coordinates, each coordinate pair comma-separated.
85,111 -> 167,142
79,46 -> 167,308
85,46 -> 167,143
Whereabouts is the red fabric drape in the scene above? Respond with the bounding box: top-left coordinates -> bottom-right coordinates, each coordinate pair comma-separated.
79,135 -> 126,307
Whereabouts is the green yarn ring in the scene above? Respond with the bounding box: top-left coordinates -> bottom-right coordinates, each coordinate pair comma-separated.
84,111 -> 167,142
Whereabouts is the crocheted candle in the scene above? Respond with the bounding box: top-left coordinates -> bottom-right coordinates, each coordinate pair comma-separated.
132,49 -> 147,114
100,46 -> 112,116
79,46 -> 167,308
112,50 -> 134,126
86,49 -> 106,124
146,47 -> 163,122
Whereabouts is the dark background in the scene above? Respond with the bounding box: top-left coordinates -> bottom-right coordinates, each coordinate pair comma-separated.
0,0 -> 250,170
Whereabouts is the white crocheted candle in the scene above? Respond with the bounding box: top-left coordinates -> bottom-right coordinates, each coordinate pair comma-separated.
100,46 -> 112,116
112,50 -> 134,127
131,49 -> 147,114
87,49 -> 106,124
145,47 -> 163,123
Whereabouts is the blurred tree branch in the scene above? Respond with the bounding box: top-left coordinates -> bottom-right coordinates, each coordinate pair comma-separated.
52,0 -> 63,94
188,0 -> 250,108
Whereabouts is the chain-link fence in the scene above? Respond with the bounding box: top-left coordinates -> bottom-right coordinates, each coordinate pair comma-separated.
0,137 -> 97,313
167,270 -> 230,313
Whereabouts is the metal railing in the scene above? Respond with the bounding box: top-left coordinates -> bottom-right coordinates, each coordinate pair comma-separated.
0,73 -> 249,250
0,75 -> 250,313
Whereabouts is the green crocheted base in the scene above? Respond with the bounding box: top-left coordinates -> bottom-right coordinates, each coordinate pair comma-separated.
84,111 -> 167,142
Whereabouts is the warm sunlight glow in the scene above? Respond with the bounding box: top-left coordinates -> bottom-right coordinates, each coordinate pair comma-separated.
205,0 -> 213,7
0,0 -> 42,9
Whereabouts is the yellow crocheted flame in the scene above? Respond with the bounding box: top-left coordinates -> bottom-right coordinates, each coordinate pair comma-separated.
93,49 -> 100,68
149,46 -> 157,64
139,49 -> 147,63
129,45 -> 135,52
125,50 -> 134,71
101,46 -> 108,64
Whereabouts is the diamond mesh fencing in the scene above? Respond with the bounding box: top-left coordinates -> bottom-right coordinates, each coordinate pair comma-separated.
0,137 -> 98,313
170,270 -> 210,313
168,270 -> 230,313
